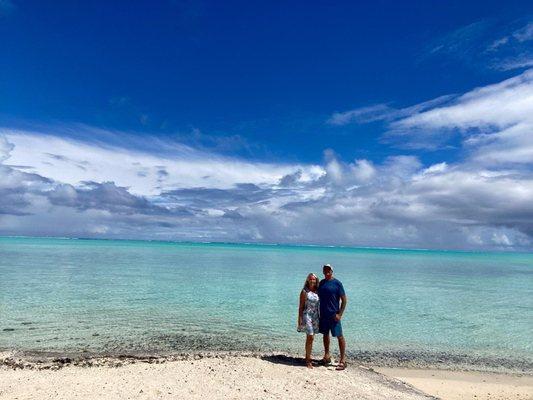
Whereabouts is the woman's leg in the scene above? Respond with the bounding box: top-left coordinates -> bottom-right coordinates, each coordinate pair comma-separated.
305,334 -> 314,368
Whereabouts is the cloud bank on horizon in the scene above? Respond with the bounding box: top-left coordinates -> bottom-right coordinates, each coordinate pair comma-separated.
1,67 -> 533,250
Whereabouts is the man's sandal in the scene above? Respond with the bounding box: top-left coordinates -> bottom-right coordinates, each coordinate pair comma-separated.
335,361 -> 347,370
321,357 -> 332,366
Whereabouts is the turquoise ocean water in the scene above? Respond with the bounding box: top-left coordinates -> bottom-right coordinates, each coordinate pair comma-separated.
1,237 -> 532,371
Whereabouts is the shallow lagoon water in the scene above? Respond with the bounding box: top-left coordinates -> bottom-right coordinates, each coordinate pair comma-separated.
1,237 -> 532,371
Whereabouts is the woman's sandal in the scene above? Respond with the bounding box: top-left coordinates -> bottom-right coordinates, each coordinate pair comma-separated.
305,359 -> 313,369
335,361 -> 347,370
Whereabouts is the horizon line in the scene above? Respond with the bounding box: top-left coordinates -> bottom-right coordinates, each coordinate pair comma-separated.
1,235 -> 531,255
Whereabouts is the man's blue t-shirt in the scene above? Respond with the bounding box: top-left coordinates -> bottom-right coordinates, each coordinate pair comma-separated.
318,278 -> 345,318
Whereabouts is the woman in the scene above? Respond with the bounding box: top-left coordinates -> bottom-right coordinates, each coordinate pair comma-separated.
297,273 -> 320,368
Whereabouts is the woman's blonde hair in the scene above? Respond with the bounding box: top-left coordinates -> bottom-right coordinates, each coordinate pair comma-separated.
303,273 -> 319,291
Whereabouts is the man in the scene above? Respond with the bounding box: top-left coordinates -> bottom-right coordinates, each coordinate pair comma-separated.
318,263 -> 347,370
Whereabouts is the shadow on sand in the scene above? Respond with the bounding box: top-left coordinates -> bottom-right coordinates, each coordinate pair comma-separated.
261,354 -> 326,368
261,354 -> 304,366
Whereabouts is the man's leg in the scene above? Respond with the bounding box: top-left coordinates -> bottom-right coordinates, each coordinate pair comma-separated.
338,335 -> 346,364
322,333 -> 331,362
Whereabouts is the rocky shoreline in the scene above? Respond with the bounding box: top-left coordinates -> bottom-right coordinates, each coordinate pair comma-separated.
1,349 -> 532,375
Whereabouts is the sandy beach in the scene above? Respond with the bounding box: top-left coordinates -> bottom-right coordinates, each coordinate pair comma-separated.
378,367 -> 533,400
1,353 -> 532,400
0,353 -> 435,400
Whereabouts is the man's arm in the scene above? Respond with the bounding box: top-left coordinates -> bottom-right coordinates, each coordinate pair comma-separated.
335,294 -> 347,321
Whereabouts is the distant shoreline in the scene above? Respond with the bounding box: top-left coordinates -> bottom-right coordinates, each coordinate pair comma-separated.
2,235 -> 531,255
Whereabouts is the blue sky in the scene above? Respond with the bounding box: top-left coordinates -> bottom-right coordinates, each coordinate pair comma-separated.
1,1 -> 532,250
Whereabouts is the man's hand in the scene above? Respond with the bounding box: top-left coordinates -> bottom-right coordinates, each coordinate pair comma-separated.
334,313 -> 342,322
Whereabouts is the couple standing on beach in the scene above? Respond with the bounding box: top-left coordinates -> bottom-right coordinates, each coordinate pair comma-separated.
298,263 -> 347,370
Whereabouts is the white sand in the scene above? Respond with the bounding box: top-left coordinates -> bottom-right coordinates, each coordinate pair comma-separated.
0,356 -> 434,400
378,367 -> 533,400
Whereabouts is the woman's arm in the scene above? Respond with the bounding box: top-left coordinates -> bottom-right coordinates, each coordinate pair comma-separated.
298,290 -> 306,326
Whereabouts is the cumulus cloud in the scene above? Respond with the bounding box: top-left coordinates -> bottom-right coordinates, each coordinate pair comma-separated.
0,129 -> 323,242
350,159 -> 376,183
278,170 -> 303,187
47,181 -> 179,216
1,70 -> 533,250
0,130 -> 531,249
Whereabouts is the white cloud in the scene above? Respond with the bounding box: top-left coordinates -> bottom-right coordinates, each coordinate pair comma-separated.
350,159 -> 376,183
427,20 -> 490,57
0,135 -> 14,162
492,232 -> 512,246
487,37 -> 509,52
417,19 -> 533,72
0,129 -> 531,250
327,96 -> 454,127
388,69 -> 533,165
495,57 -> 533,71
1,71 -> 533,250
488,22 -> 533,52
466,122 -> 533,164
3,128 -> 323,196
328,104 -> 394,126
420,162 -> 447,175
512,22 -> 533,42
324,150 -> 343,183
393,69 -> 533,131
